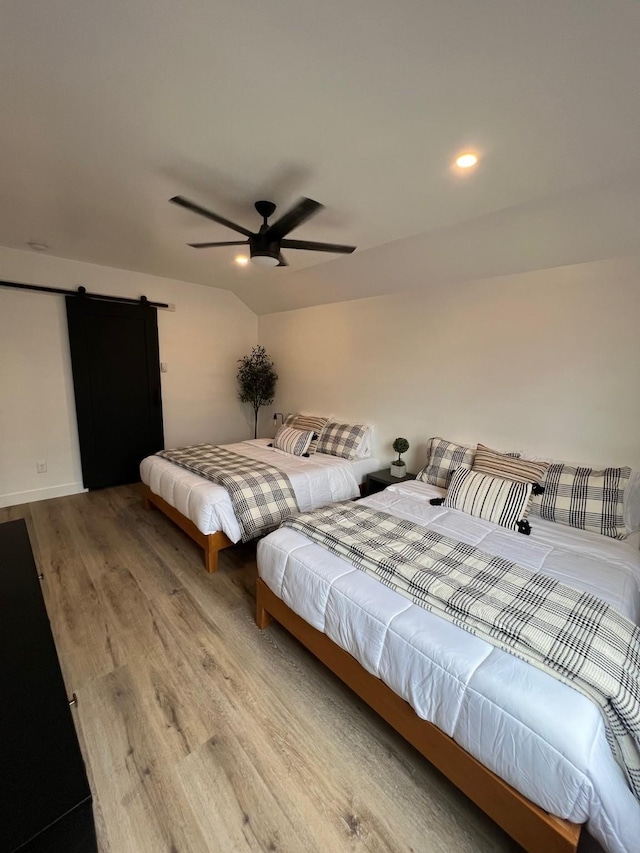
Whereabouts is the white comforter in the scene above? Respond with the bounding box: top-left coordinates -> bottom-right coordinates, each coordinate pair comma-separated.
140,439 -> 363,541
257,480 -> 640,853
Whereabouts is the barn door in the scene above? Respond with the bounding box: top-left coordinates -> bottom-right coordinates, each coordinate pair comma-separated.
66,296 -> 164,489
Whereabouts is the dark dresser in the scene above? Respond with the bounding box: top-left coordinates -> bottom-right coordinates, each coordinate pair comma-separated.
0,519 -> 97,853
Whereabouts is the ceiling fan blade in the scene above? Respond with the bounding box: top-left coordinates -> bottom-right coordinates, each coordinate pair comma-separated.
170,196 -> 253,237
265,197 -> 323,240
280,238 -> 356,254
277,253 -> 289,267
187,240 -> 249,248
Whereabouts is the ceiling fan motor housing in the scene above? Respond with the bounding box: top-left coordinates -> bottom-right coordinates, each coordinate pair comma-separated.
249,234 -> 281,266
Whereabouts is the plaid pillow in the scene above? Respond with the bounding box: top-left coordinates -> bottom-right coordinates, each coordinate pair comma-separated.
315,422 -> 368,460
291,414 -> 329,455
530,464 -> 631,539
273,426 -> 314,457
416,437 -> 475,489
444,468 -> 534,533
473,443 -> 547,484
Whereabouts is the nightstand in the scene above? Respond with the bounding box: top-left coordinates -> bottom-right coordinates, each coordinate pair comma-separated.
364,468 -> 416,497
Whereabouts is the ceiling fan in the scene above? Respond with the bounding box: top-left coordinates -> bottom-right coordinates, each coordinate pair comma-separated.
170,195 -> 356,267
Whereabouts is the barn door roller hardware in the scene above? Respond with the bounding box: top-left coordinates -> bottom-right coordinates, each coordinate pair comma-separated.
0,279 -> 170,309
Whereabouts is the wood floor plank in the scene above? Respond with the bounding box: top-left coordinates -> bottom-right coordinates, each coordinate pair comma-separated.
145,548 -> 511,852
75,662 -> 211,853
65,487 -> 184,601
146,594 -> 372,851
176,731 -> 321,853
27,503 -> 129,691
10,485 -> 544,853
0,502 -> 31,524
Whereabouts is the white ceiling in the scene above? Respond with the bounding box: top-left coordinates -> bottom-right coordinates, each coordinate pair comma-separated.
1,0 -> 639,314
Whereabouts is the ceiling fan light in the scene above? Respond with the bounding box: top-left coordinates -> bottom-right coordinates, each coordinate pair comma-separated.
251,253 -> 280,267
455,152 -> 479,169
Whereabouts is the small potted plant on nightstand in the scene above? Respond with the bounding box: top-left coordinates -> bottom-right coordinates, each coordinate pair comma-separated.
390,437 -> 409,478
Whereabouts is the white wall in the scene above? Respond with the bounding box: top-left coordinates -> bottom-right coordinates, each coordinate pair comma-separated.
4,247 -> 638,509
0,247 -> 257,507
259,256 -> 640,473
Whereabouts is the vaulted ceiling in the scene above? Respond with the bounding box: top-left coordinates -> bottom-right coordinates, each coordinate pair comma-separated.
1,0 -> 638,314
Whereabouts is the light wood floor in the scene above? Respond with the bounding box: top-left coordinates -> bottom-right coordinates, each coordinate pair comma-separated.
1,486 -> 596,853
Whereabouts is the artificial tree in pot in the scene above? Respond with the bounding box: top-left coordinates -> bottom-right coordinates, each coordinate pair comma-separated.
237,346 -> 278,439
391,437 -> 410,477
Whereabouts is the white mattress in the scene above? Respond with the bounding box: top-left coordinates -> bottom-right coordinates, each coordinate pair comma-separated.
140,439 -> 380,541
257,480 -> 640,853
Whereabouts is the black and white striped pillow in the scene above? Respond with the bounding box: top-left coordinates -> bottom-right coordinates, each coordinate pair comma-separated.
291,414 -> 329,455
443,468 -> 534,534
473,443 -> 547,485
530,463 -> 630,539
273,426 -> 314,457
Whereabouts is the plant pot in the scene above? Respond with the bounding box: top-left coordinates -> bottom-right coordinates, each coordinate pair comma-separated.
390,462 -> 406,478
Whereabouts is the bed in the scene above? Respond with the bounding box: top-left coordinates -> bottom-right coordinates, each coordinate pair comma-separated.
255,478 -> 640,853
140,438 -> 380,571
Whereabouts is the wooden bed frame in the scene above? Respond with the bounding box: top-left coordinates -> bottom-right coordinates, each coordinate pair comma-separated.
141,483 -> 233,572
255,577 -> 583,853
141,475 -> 368,572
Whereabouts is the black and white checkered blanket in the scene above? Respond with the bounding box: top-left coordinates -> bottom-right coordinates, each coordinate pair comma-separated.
158,444 -> 298,542
284,502 -> 640,799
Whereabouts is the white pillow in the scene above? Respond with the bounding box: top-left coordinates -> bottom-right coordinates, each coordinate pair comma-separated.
626,471 -> 640,534
354,425 -> 373,458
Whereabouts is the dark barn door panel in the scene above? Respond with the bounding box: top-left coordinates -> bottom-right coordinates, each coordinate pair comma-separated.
66,297 -> 164,489
0,519 -> 97,853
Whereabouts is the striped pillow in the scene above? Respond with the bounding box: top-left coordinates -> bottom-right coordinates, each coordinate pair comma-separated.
473,444 -> 548,485
315,422 -> 368,460
273,426 -> 314,457
291,414 -> 329,455
416,437 -> 475,489
444,468 -> 534,533
530,464 -> 631,539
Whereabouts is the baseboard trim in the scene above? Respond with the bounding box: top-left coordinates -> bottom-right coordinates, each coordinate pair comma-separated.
0,483 -> 87,509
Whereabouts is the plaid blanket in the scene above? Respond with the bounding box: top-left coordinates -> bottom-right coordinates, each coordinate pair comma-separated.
283,502 -> 640,799
158,444 -> 298,542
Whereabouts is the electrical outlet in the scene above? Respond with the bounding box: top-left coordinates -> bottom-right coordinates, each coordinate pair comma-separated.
36,461 -> 47,474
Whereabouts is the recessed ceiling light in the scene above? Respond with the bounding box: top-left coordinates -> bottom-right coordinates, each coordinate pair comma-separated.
235,255 -> 249,266
27,241 -> 49,251
455,153 -> 478,169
